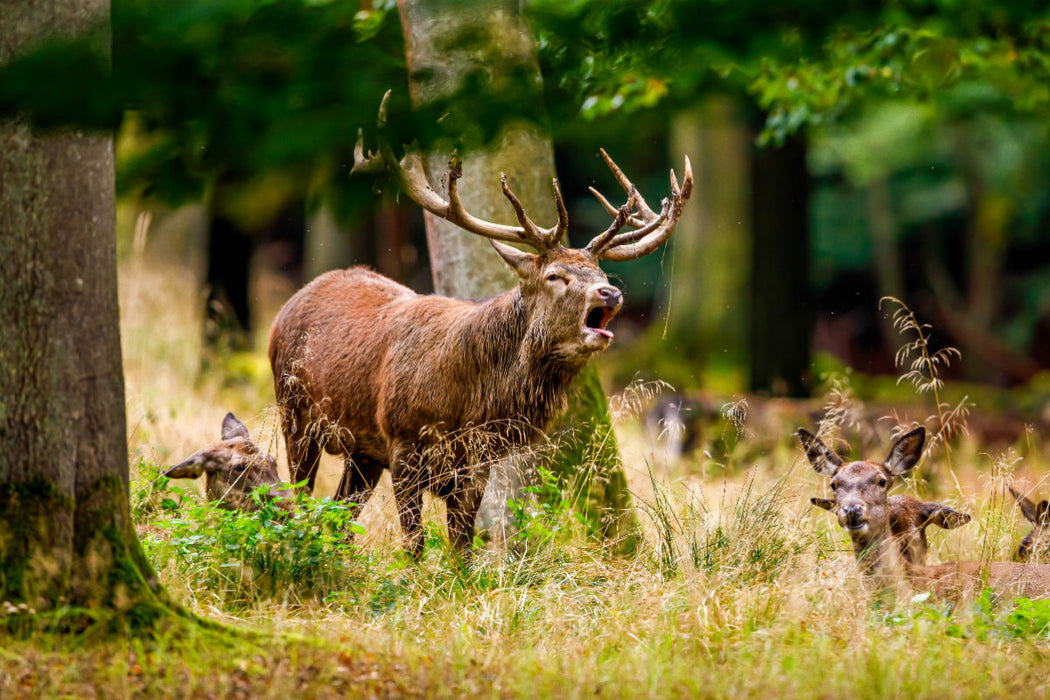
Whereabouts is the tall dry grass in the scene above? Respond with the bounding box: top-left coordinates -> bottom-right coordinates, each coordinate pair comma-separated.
6,254 -> 1049,698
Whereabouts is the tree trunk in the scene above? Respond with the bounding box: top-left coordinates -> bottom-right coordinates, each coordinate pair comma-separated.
398,0 -> 637,547
0,0 -> 166,623
749,131 -> 812,397
647,100 -> 749,389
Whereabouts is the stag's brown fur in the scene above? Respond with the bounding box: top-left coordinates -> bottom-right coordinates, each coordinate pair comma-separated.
269,247 -> 622,557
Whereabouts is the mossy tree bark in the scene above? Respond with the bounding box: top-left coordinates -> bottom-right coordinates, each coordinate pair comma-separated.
398,0 -> 637,548
0,0 -> 168,625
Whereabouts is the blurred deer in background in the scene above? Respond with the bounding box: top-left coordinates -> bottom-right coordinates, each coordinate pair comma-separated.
268,94 -> 693,559
1009,484 -> 1050,562
163,413 -> 293,512
801,426 -> 1050,599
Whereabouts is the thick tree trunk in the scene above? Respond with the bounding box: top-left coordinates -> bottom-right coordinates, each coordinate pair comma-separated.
0,0 -> 165,621
398,0 -> 636,547
649,100 -> 749,387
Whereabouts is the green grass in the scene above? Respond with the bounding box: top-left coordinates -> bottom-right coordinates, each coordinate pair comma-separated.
5,262 -> 1050,698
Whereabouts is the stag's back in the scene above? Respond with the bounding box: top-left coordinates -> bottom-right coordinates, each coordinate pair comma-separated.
268,267 -> 413,434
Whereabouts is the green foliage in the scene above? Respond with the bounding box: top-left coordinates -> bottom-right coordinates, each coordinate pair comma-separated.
891,589 -> 1050,640
1,0 -> 408,206
133,465 -> 368,606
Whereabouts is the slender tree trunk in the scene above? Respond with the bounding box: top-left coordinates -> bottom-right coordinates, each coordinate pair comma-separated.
398,0 -> 637,547
0,0 -> 165,622
749,131 -> 812,397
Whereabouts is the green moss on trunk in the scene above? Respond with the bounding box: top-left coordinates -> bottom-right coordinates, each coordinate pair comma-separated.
546,365 -> 639,553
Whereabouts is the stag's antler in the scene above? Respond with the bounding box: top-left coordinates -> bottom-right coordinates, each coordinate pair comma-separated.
584,148 -> 693,261
352,91 -> 567,252
353,92 -> 693,260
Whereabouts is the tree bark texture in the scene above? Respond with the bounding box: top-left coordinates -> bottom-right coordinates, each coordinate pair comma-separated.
398,0 -> 637,546
0,0 -> 163,617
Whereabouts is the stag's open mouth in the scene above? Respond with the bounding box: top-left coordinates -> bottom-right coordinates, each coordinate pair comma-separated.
583,305 -> 616,339
580,303 -> 618,351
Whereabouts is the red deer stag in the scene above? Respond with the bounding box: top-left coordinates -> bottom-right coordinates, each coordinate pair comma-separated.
268,98 -> 692,558
164,413 -> 293,512
800,427 -> 1050,599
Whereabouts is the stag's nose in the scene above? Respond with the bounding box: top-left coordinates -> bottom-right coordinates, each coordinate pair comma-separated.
596,285 -> 623,307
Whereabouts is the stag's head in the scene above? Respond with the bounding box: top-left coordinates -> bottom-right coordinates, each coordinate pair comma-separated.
352,92 -> 692,362
800,426 -> 926,549
163,413 -> 293,512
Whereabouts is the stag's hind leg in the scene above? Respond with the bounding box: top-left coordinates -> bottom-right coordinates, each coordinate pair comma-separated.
284,416 -> 323,495
390,443 -> 425,560
335,453 -> 385,520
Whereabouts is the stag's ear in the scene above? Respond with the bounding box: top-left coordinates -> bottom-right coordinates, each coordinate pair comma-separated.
798,428 -> 843,477
490,240 -> 537,278
163,453 -> 206,480
811,497 -> 835,512
221,412 -> 250,441
884,427 -> 925,476
920,502 -> 971,530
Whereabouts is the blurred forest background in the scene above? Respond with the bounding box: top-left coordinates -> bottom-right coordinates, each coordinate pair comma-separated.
6,0 -> 1050,418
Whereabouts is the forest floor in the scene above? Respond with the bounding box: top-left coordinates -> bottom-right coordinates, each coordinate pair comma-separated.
5,262 -> 1050,698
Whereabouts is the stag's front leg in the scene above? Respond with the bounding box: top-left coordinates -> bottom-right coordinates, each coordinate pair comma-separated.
390,443 -> 425,560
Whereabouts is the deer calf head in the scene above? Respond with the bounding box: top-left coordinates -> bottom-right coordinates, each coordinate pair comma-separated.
164,413 -> 293,512
800,427 -> 927,549
1009,484 -> 1050,561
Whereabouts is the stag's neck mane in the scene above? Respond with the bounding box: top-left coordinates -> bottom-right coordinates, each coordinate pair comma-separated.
456,286 -> 586,433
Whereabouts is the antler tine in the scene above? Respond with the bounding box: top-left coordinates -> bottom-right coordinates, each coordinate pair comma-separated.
585,186 -> 638,254
351,128 -> 384,175
499,173 -> 550,250
598,156 -> 693,262
603,198 -> 672,249
587,186 -> 648,229
350,93 -> 552,249
550,178 -> 569,247
599,148 -> 658,220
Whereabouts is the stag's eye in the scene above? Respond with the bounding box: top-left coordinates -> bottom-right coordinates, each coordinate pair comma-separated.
545,272 -> 567,284
830,482 -> 837,491
877,477 -> 887,487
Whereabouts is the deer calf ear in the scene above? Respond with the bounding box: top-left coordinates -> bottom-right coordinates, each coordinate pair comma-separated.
1009,485 -> 1044,525
920,502 -> 971,530
811,497 -> 835,512
221,412 -> 251,441
884,426 -> 925,476
797,428 -> 843,477
490,240 -> 537,278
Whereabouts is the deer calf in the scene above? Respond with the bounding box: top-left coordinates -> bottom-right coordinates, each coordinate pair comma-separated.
163,413 -> 293,512
800,426 -> 1050,599
1009,484 -> 1050,561
268,95 -> 692,559
811,491 -> 970,568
